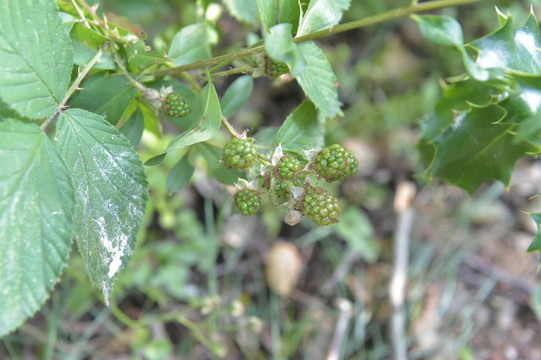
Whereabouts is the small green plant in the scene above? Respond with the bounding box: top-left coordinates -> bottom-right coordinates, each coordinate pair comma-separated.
3,0 -> 541,344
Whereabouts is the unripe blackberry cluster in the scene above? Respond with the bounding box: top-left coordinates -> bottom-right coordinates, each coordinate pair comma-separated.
222,138 -> 257,169
163,92 -> 191,118
300,186 -> 341,226
234,189 -> 261,216
314,144 -> 358,182
224,139 -> 358,225
273,180 -> 292,201
268,61 -> 289,79
276,154 -> 301,180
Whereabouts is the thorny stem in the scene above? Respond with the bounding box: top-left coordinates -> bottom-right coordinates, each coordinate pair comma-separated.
209,67 -> 251,78
41,47 -> 104,131
147,0 -> 482,78
221,116 -> 241,138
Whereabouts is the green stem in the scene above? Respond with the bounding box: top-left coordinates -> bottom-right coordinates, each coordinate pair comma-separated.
147,0 -> 482,78
222,116 -> 241,137
210,67 -> 251,78
41,47 -> 104,131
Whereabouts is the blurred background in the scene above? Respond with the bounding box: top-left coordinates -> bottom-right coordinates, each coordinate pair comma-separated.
3,0 -> 541,359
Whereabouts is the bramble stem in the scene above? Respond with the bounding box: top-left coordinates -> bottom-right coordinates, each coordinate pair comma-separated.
221,116 -> 241,138
147,0 -> 482,78
42,47 -> 104,131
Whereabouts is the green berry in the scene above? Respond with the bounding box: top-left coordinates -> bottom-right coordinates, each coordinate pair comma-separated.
275,154 -> 301,180
301,186 -> 341,226
222,138 -> 257,169
234,189 -> 261,216
273,180 -> 292,201
314,144 -> 358,182
164,93 -> 191,118
269,61 -> 289,79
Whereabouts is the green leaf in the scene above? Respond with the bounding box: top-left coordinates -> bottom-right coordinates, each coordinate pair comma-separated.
297,0 -> 350,36
333,207 -> 379,262
221,75 -> 254,118
223,0 -> 260,26
70,74 -> 138,125
120,106 -> 145,147
278,0 -> 300,33
0,0 -> 73,118
145,80 -> 222,165
168,23 -> 212,66
0,119 -> 75,337
427,105 -> 538,194
469,12 -> 541,76
73,41 -> 116,70
412,14 -> 489,81
527,213 -> 541,263
139,102 -> 161,137
125,38 -> 165,74
71,22 -> 109,48
274,100 -> 324,153
294,41 -> 341,118
257,0 -> 277,33
166,154 -> 194,193
264,23 -> 306,76
197,143 -> 242,185
0,98 -> 32,122
158,80 -> 202,130
55,109 -> 148,304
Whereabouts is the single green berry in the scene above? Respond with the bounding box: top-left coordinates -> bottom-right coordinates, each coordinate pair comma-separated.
164,93 -> 191,118
269,61 -> 289,79
234,189 -> 261,216
275,154 -> 301,180
273,180 -> 292,201
301,186 -> 341,226
314,144 -> 358,182
222,138 -> 257,169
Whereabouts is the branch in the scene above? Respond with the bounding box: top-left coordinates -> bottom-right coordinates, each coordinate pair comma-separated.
147,0 -> 483,78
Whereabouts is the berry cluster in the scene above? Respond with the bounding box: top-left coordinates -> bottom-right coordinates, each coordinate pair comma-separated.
314,144 -> 358,182
234,189 -> 261,216
222,138 -> 358,225
164,92 -> 191,118
222,138 -> 257,169
268,61 -> 289,79
300,186 -> 341,226
275,154 -> 301,180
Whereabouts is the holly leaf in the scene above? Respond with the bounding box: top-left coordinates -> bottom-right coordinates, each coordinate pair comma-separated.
0,0 -> 73,118
55,109 -> 148,305
469,11 -> 541,76
0,119 -> 75,336
426,105 -> 538,194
